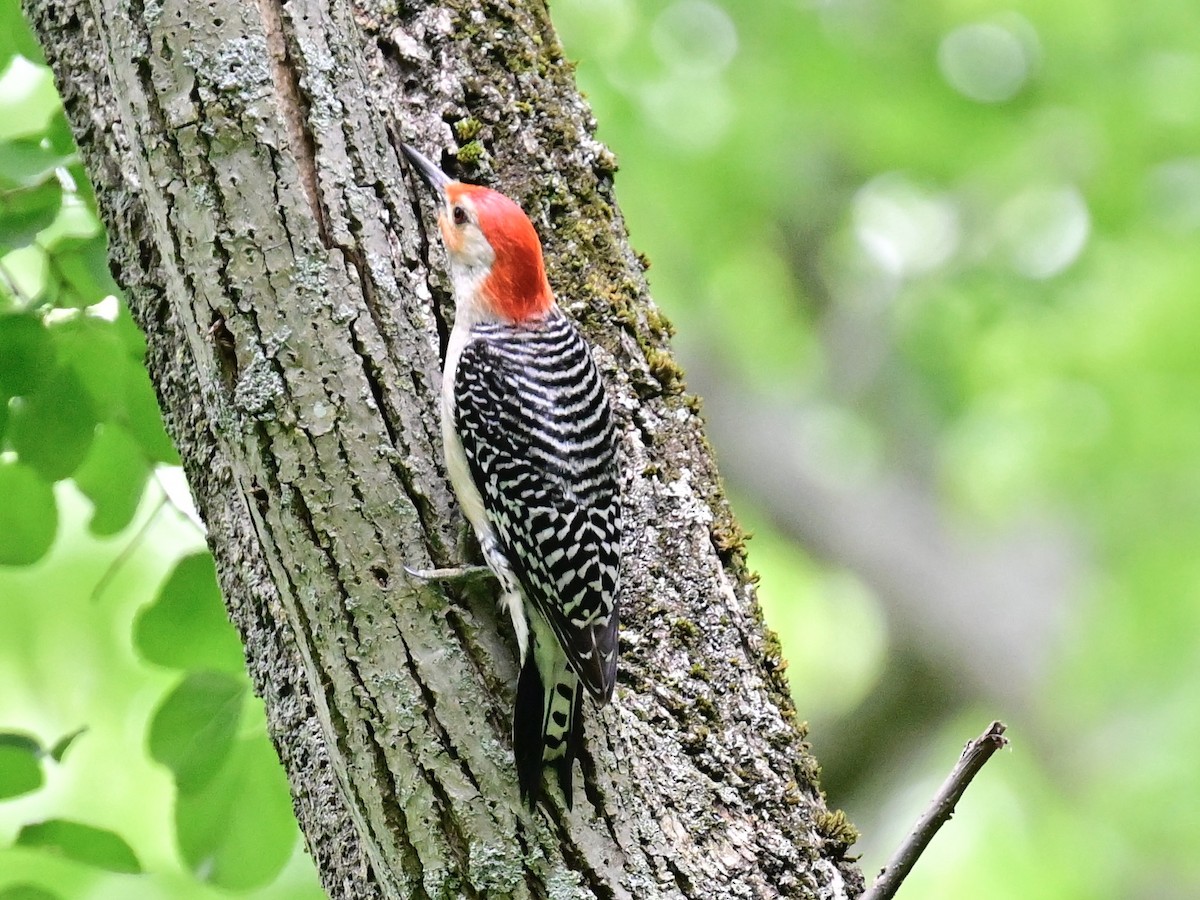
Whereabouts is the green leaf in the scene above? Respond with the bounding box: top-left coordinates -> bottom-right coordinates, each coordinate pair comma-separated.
44,112 -> 79,166
110,302 -> 146,357
121,362 -> 178,464
0,394 -> 9,443
177,735 -> 298,890
0,1 -> 48,65
34,196 -> 98,247
15,820 -> 141,873
0,459 -> 56,565
0,57 -> 59,142
72,423 -> 150,536
50,316 -> 129,419
48,726 -> 87,763
135,553 -> 244,673
9,365 -> 98,480
46,234 -> 119,308
0,732 -> 42,753
0,244 -> 50,304
148,671 -> 245,794
0,139 -> 74,190
0,885 -> 63,900
0,177 -> 62,250
0,735 -> 43,799
0,313 -> 53,395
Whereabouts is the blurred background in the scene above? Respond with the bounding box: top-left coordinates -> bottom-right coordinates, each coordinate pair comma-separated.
2,0 -> 1199,897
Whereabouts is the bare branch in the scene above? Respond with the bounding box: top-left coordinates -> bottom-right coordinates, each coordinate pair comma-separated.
864,721 -> 1009,900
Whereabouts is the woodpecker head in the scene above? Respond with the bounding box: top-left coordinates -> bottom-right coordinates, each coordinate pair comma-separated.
402,143 -> 554,326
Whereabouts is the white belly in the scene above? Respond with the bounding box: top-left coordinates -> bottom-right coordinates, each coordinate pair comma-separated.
442,323 -> 489,536
442,322 -> 530,659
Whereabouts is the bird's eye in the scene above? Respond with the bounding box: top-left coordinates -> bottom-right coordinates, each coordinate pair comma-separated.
452,205 -> 468,226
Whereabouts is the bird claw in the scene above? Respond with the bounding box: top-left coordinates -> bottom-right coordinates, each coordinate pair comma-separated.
404,563 -> 493,584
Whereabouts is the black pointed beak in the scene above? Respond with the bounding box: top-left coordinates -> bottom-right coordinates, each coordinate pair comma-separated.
401,143 -> 453,195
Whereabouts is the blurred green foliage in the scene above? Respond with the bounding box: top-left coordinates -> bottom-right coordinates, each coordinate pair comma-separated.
0,6 -> 323,898
0,39 -> 172,561
555,0 -> 1200,896
0,489 -> 324,899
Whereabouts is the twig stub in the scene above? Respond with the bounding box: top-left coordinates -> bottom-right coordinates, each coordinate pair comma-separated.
862,720 -> 1009,900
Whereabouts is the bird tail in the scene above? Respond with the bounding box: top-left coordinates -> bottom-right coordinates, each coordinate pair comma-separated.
513,641 -> 584,809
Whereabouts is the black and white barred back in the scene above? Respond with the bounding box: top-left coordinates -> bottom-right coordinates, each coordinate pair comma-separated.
454,308 -> 621,805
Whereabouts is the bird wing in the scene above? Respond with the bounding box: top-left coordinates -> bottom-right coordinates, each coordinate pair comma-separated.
454,315 -> 621,700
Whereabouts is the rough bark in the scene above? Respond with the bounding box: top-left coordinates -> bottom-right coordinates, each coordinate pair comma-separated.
28,0 -> 862,896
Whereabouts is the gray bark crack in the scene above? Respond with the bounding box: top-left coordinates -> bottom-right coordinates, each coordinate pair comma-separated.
258,0 -> 330,244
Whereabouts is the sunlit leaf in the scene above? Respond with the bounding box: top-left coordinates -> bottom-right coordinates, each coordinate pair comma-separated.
0,313 -> 52,396
35,196 -> 98,246
8,365 -> 97,480
43,106 -> 80,162
0,177 -> 62,250
48,726 -> 87,763
0,244 -> 50,302
47,234 -> 119,308
0,57 -> 59,141
72,422 -> 151,536
111,302 -> 146,357
0,884 -> 63,900
0,139 -> 73,190
135,553 -> 244,673
0,731 -> 42,754
0,459 -> 56,565
15,820 -> 141,873
51,315 -> 128,418
0,735 -> 43,799
177,734 -> 298,889
148,671 -> 245,794
121,362 -> 178,464
0,2 -> 47,65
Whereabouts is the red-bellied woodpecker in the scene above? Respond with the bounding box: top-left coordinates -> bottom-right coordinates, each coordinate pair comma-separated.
401,143 -> 621,809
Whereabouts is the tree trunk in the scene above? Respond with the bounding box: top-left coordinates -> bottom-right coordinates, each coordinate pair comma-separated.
27,0 -> 862,896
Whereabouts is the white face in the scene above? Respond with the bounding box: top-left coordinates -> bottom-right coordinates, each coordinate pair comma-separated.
438,195 -> 497,323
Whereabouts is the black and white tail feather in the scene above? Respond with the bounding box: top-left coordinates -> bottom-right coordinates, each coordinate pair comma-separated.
454,310 -> 621,808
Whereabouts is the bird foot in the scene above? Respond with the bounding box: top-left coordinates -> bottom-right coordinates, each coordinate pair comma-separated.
404,563 -> 493,584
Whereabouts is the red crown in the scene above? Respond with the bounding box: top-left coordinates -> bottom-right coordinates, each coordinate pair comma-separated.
448,183 -> 553,323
